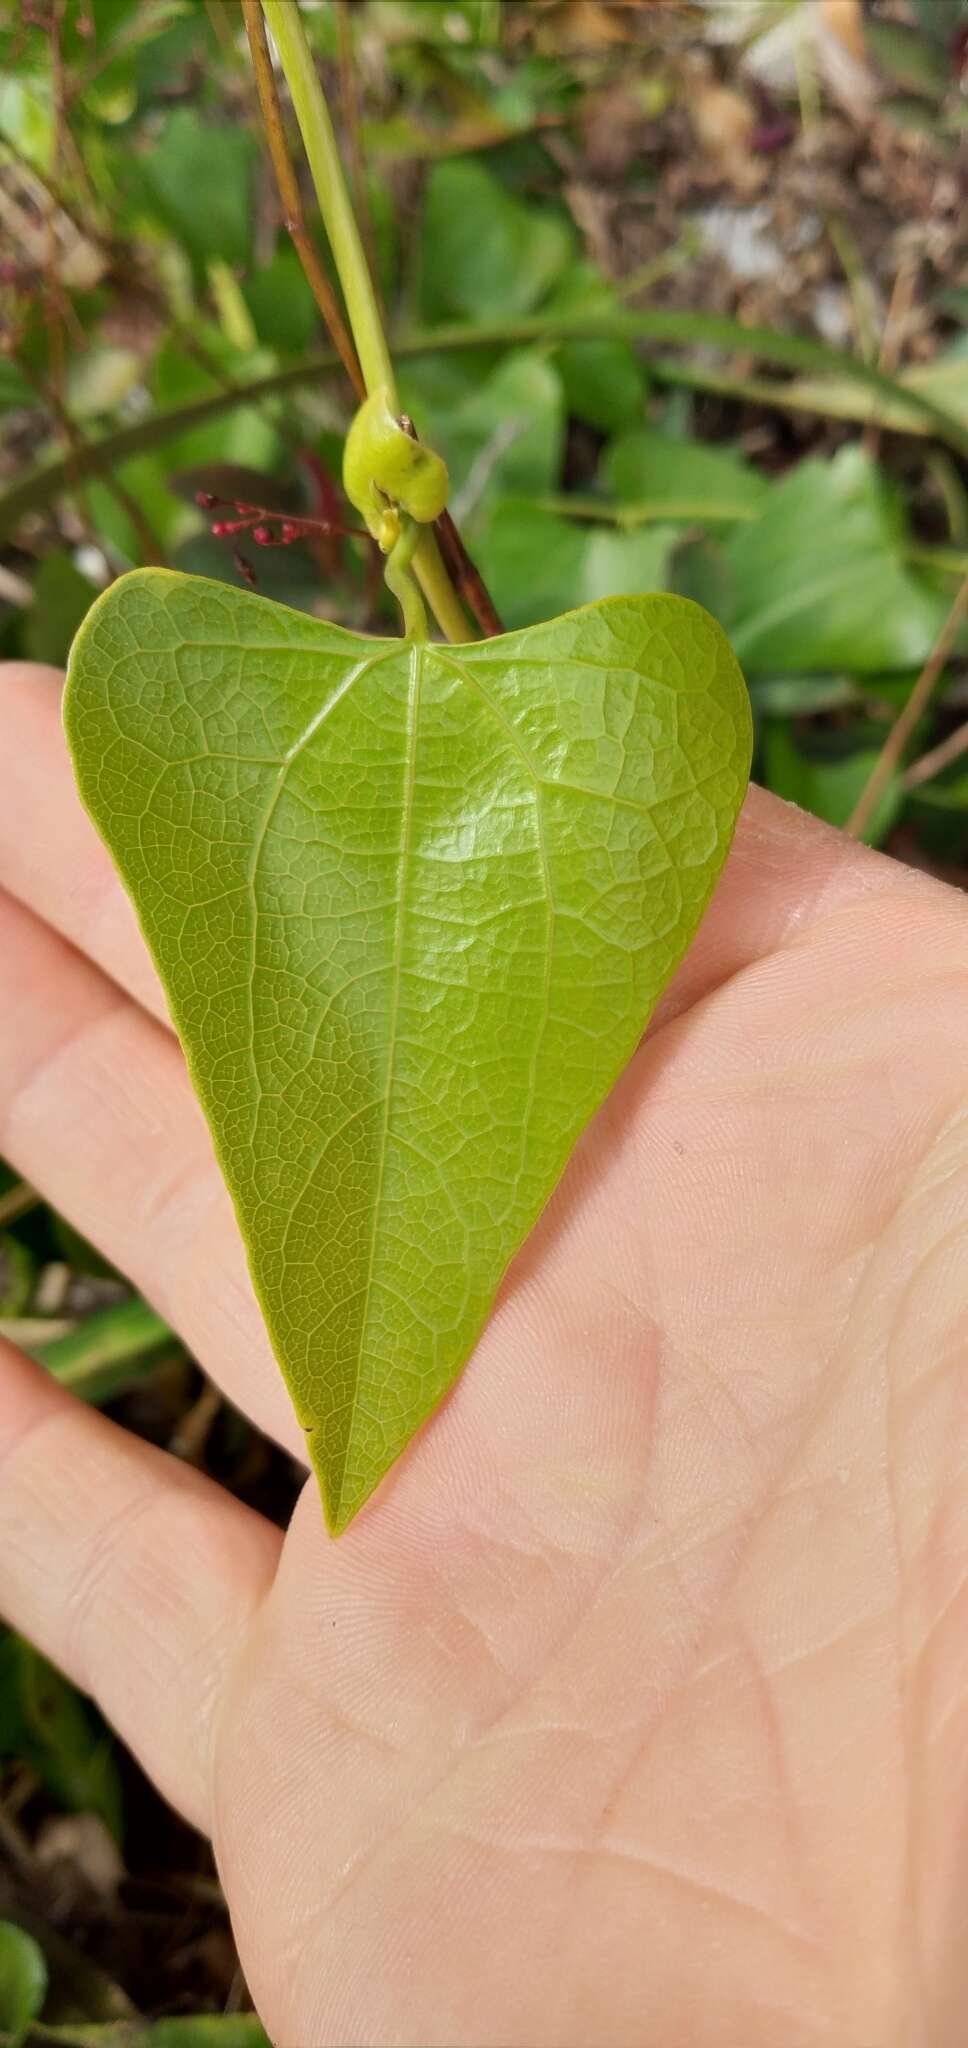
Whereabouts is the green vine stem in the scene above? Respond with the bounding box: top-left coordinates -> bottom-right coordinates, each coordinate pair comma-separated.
242,0 -> 365,401
384,518 -> 428,642
260,0 -> 471,643
406,525 -> 470,643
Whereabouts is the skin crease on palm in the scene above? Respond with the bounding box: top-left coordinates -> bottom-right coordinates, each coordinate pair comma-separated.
1,661 -> 968,2048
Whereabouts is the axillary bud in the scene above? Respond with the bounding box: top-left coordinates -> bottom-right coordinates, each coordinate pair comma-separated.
343,385 -> 449,551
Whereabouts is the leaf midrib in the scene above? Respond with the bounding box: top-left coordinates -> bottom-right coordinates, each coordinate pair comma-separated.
332,639 -> 422,1519
438,650 -> 558,1231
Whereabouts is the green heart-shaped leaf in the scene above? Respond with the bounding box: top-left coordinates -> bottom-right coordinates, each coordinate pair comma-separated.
65,572 -> 750,1530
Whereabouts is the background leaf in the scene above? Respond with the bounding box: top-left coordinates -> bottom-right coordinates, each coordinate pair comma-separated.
29,2018 -> 269,2047
129,112 -> 257,273
407,351 -> 565,526
26,1299 -> 173,1406
418,159 -> 574,321
0,1921 -> 47,2047
725,447 -> 948,674
603,427 -> 768,523
545,263 -> 649,434
761,723 -> 902,846
475,500 -> 678,628
0,1635 -> 122,1839
0,1232 -> 33,1315
24,557 -> 98,669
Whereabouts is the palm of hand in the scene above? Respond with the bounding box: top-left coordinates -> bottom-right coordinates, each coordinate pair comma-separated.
1,662 -> 966,2047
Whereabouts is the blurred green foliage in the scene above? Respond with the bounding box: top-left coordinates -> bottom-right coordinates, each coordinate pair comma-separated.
0,1899 -> 268,2048
0,1921 -> 47,2048
0,1639 -> 121,1843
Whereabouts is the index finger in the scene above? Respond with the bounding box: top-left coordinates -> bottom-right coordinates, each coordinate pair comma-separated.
0,660 -> 169,1024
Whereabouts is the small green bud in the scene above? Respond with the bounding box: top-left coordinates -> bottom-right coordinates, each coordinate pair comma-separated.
343,386 -> 449,549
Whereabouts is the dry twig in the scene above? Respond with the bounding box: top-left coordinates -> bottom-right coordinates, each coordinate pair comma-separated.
434,508 -> 504,638
242,0 -> 365,401
903,715 -> 968,795
846,574 -> 968,839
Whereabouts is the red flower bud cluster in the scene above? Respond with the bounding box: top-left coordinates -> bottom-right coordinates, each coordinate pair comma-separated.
194,489 -> 366,549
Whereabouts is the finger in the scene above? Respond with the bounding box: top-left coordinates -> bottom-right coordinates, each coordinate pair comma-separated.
0,883 -> 304,1459
652,779 -> 930,1027
0,1337 -> 280,1833
0,662 -> 927,1044
0,661 -> 168,1025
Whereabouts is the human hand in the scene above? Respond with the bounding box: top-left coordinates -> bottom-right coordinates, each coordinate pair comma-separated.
1,658 -> 966,2047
